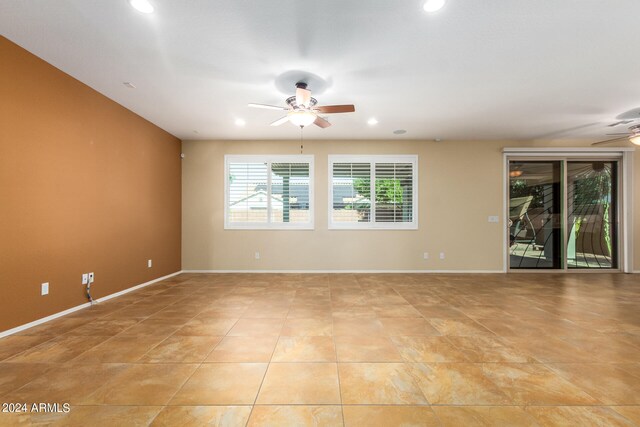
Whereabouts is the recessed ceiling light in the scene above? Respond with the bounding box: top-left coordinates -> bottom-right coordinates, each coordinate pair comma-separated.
423,0 -> 445,13
128,0 -> 154,14
393,129 -> 407,135
367,118 -> 379,126
235,118 -> 246,127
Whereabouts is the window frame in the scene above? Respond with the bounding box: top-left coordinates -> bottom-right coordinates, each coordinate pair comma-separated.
224,154 -> 315,230
328,154 -> 419,230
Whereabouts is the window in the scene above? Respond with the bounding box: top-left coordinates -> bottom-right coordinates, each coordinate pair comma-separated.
225,155 -> 314,229
329,155 -> 418,229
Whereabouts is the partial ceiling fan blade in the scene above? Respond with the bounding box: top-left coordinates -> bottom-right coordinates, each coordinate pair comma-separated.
315,104 -> 356,114
591,136 -> 627,146
296,88 -> 311,107
248,103 -> 286,110
270,116 -> 290,127
313,116 -> 332,129
605,133 -> 630,136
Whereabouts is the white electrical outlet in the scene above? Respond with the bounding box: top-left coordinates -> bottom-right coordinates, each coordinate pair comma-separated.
41,282 -> 49,296
439,252 -> 445,260
254,252 -> 260,260
488,215 -> 499,223
88,272 -> 95,284
423,252 -> 429,260
82,273 -> 88,285
148,259 -> 152,268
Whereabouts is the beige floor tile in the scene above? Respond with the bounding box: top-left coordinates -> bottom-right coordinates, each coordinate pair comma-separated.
525,406 -> 635,427
334,336 -> 403,362
546,363 -> 640,404
272,337 -> 336,362
338,363 -> 428,405
3,363 -> 128,404
379,317 -> 441,336
0,363 -> 52,396
428,318 -> 493,336
433,406 -> 540,427
248,406 -> 343,427
81,363 -> 198,405
611,406 -> 640,425
227,318 -> 284,336
0,336 -> 53,361
170,363 -> 267,405
174,317 -> 238,336
409,363 -> 511,405
415,305 -> 466,319
140,335 -> 222,363
72,335 -> 168,363
206,336 -> 278,362
391,336 -> 469,362
7,335 -> 109,363
482,363 -> 599,405
3,405 -> 163,427
116,318 -> 183,337
257,363 -> 340,404
343,406 -> 438,427
444,336 -> 537,363
64,319 -> 140,336
333,319 -> 386,336
499,335 -> 595,363
372,305 -> 423,318
151,406 -> 252,427
281,318 -> 333,336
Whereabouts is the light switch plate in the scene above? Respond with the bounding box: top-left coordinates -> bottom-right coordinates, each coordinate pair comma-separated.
41,282 -> 49,296
488,216 -> 499,223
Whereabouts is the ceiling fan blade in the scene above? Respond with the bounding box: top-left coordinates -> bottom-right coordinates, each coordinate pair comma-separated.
248,103 -> 286,111
296,88 -> 311,107
314,116 -> 331,129
270,116 -> 290,127
591,136 -> 627,146
605,133 -> 630,136
315,104 -> 356,114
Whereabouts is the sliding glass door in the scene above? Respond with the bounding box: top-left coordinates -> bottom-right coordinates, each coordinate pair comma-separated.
566,161 -> 617,269
508,158 -> 619,270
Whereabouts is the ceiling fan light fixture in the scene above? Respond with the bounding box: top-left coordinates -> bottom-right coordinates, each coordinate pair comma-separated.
288,110 -> 316,127
629,134 -> 640,145
128,0 -> 154,14
423,0 -> 446,13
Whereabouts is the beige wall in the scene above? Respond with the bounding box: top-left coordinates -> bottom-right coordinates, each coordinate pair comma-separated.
182,138 -> 638,272
0,37 -> 182,332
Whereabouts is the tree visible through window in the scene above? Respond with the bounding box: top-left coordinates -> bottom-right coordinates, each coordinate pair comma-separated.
329,156 -> 417,229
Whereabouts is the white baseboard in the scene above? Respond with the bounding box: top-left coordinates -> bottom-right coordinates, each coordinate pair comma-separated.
0,271 -> 183,339
182,269 -> 505,274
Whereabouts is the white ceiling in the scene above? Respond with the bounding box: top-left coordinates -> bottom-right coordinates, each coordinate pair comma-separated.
2,0 -> 640,141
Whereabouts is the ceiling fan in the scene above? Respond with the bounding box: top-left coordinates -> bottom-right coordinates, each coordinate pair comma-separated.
248,82 -> 355,129
592,124 -> 640,146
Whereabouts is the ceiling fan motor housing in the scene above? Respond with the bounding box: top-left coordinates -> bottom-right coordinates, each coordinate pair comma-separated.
286,96 -> 317,110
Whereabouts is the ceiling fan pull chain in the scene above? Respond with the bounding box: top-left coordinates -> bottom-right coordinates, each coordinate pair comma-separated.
300,126 -> 304,154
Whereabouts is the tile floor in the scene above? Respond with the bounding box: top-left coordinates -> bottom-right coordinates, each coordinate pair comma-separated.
0,273 -> 639,426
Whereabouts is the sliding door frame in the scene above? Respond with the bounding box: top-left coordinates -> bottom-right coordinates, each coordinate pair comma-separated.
502,147 -> 634,273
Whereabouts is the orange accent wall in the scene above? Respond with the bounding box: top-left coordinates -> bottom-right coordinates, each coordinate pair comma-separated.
0,36 -> 182,332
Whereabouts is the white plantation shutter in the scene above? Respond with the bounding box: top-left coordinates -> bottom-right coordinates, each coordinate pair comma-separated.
225,155 -> 314,229
228,162 -> 269,224
374,162 -> 414,224
270,162 -> 311,224
329,155 -> 418,229
331,162 -> 371,224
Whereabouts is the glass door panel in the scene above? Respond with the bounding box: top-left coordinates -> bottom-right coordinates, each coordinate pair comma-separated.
566,161 -> 617,269
509,161 -> 563,269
